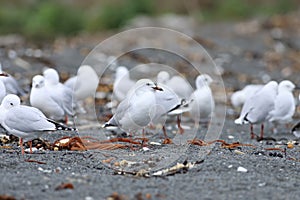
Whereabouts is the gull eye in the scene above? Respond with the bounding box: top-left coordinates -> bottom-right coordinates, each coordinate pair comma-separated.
146,83 -> 151,86
10,103 -> 13,106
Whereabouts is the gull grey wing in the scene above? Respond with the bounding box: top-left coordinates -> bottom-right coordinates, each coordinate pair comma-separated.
4,106 -> 55,132
64,76 -> 76,89
4,76 -> 25,96
270,93 -> 294,119
244,92 -> 274,123
62,86 -> 75,116
113,97 -> 132,123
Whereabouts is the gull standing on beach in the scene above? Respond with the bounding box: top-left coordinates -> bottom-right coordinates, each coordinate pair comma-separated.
104,79 -> 162,134
1,94 -> 75,154
268,80 -> 296,132
30,75 -> 67,122
235,81 -> 278,139
189,74 -> 215,124
43,68 -> 74,122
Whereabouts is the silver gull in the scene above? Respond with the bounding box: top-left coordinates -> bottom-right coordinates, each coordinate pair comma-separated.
1,94 -> 75,154
235,81 -> 278,139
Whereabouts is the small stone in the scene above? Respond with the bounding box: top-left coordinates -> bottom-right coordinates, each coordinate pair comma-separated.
24,147 -> 38,153
258,182 -> 266,187
142,147 -> 150,151
149,142 -> 161,146
234,150 -> 245,155
237,166 -> 248,173
287,142 -> 294,149
55,167 -> 62,173
228,135 -> 235,139
119,160 -> 128,167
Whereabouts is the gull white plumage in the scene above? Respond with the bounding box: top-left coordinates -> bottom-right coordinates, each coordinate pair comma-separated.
64,65 -> 99,102
104,79 -> 162,134
230,84 -> 263,108
235,81 -> 278,139
113,66 -> 135,102
0,63 -> 25,96
157,71 -> 193,99
1,94 -> 75,154
292,92 -> 300,137
189,74 -> 215,123
268,80 -> 296,130
0,79 -> 6,103
30,75 -> 67,122
43,68 -> 74,122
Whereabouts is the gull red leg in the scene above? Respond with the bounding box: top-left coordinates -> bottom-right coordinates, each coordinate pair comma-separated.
177,115 -> 184,134
162,125 -> 172,144
163,125 -> 168,139
29,141 -> 33,154
65,115 -> 68,124
19,138 -> 24,155
260,124 -> 264,139
250,124 -> 255,139
141,128 -> 146,147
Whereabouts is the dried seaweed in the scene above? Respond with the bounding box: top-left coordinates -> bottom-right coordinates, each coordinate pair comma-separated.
188,139 -> 256,149
55,182 -> 74,191
24,158 -> 46,165
112,160 -> 204,177
52,136 -> 150,151
0,194 -> 16,200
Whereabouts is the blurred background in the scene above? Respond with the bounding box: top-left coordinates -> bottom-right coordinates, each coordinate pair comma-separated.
1,0 -> 300,91
0,0 -> 299,40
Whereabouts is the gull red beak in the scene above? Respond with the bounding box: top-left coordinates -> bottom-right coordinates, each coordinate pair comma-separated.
0,73 -> 9,77
152,85 -> 163,91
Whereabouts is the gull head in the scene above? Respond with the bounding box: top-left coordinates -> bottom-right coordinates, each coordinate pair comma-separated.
130,79 -> 163,95
195,74 -> 213,89
230,90 -> 246,108
78,65 -> 95,76
157,71 -> 170,84
264,81 -> 278,94
278,80 -> 295,92
1,94 -> 20,109
32,75 -> 45,89
43,68 -> 59,85
116,66 -> 130,80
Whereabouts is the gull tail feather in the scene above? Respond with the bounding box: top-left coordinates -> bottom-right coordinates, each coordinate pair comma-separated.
103,117 -> 118,128
47,119 -> 77,131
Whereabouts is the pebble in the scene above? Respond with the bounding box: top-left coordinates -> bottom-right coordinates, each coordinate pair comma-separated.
142,147 -> 150,152
258,182 -> 266,187
237,166 -> 248,173
149,142 -> 161,146
38,167 -> 52,173
234,150 -> 245,155
25,147 -> 38,153
287,141 -> 294,149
